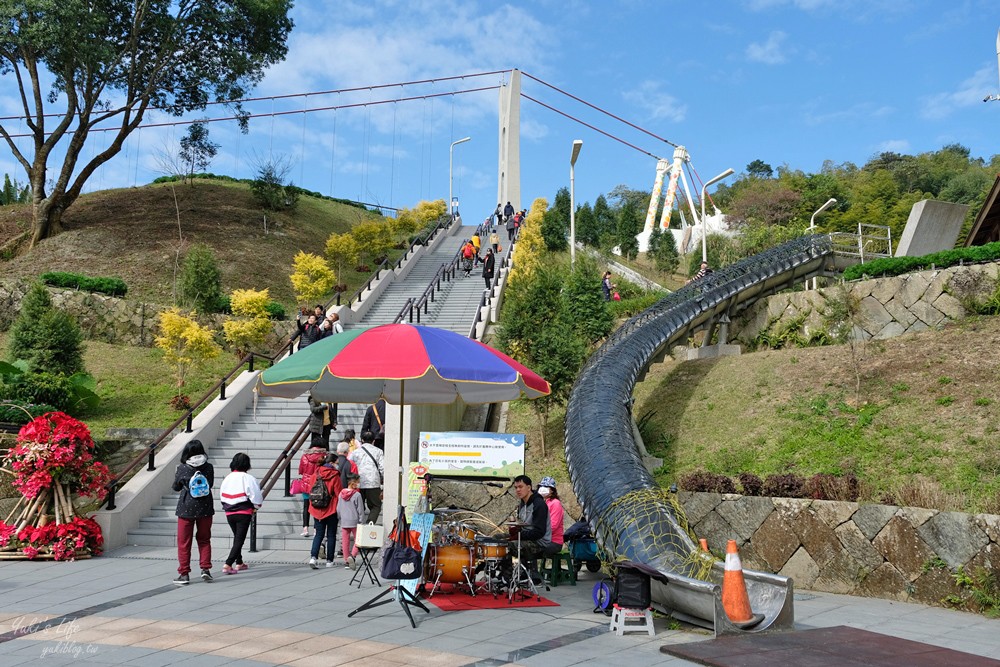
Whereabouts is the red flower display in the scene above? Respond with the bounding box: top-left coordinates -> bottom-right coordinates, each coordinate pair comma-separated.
0,412 -> 110,560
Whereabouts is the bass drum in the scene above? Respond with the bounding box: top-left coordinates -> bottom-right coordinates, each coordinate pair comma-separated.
425,545 -> 475,584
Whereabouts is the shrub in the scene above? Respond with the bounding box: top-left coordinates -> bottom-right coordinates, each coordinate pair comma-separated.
179,243 -> 223,313
0,402 -> 58,424
222,289 -> 273,358
738,472 -> 764,496
2,372 -> 73,412
762,473 -> 807,498
678,470 -> 737,494
8,283 -> 85,375
264,301 -> 286,320
40,272 -> 127,297
804,473 -> 861,501
289,251 -> 336,305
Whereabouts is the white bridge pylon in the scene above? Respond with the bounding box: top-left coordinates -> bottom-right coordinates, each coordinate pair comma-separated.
636,145 -> 704,253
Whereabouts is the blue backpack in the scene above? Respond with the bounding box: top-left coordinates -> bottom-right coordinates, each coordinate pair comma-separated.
189,471 -> 210,498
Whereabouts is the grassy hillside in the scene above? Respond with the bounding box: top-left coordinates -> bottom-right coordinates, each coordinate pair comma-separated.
0,179 -> 386,306
631,315 -> 1000,514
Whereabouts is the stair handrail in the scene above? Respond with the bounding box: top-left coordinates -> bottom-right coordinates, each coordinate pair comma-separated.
101,342 -> 296,511
249,416 -> 312,552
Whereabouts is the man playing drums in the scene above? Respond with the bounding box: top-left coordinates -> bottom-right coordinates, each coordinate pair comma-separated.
511,475 -> 560,580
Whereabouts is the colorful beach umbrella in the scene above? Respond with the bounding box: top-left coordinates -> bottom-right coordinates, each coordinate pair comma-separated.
256,323 -> 550,404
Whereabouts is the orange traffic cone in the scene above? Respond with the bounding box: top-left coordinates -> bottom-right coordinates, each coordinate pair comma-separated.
721,540 -> 763,628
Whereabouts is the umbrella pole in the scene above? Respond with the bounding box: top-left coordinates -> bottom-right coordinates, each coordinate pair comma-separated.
398,381 -> 405,511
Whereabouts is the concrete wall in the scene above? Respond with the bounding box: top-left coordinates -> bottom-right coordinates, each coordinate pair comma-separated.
680,492 -> 1000,608
895,199 -> 969,257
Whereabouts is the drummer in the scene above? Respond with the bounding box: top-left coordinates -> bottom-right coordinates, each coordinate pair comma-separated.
511,475 -> 559,568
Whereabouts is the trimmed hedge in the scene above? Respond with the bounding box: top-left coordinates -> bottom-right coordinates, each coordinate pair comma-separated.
842,241 -> 1000,281
40,271 -> 128,297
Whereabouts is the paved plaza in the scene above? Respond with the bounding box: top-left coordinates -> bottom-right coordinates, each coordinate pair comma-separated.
0,544 -> 998,666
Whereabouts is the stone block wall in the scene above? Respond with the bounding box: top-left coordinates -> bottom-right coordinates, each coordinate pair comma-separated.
732,262 -> 999,344
680,492 -> 1000,606
0,279 -> 296,348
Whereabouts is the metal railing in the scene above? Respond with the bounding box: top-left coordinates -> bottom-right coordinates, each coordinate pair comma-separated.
830,224 -> 893,262
101,341 -> 295,510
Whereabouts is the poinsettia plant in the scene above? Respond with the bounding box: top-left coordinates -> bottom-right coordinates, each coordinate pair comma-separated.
0,412 -> 110,560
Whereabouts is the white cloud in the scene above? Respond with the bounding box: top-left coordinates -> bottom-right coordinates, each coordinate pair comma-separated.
920,64 -> 997,120
874,139 -> 911,153
746,0 -> 839,10
622,81 -> 687,124
746,31 -> 790,65
803,102 -> 893,125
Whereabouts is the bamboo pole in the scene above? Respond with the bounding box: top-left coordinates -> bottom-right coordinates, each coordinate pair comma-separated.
3,495 -> 25,525
53,484 -> 63,526
16,490 -> 47,531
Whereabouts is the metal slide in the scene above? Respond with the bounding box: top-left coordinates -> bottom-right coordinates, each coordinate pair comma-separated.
564,235 -> 836,635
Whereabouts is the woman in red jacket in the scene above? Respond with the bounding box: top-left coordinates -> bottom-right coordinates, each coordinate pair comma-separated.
305,453 -> 343,568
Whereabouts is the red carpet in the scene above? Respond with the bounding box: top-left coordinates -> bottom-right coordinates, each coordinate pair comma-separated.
420,583 -> 559,611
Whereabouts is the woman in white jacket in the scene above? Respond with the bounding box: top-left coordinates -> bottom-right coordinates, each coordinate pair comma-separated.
220,453 -> 263,575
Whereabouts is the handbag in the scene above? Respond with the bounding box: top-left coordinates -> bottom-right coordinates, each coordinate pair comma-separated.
290,477 -> 307,495
380,508 -> 422,580
356,521 -> 385,548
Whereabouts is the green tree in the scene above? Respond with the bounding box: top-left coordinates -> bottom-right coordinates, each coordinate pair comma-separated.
593,194 -> 616,242
179,243 -> 223,313
0,1 -> 294,247
648,226 -> 680,273
178,120 -> 219,183
541,187 -> 571,251
746,159 -> 774,179
8,282 -> 85,375
351,220 -> 393,265
574,202 -> 598,247
250,155 -> 299,212
562,258 -> 614,344
616,198 -> 642,259
497,265 -> 586,456
324,232 -> 361,281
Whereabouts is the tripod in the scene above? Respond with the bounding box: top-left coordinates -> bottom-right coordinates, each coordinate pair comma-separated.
347,580 -> 430,629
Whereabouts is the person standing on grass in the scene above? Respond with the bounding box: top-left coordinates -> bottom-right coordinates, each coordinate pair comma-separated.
220,453 -> 263,575
173,440 -> 214,585
337,473 -> 365,570
306,453 -> 343,569
350,431 -> 385,524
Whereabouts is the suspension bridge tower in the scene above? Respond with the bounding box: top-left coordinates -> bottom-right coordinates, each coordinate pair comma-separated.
498,69 -> 522,212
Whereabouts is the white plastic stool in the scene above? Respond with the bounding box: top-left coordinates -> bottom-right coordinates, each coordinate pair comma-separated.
609,604 -> 655,637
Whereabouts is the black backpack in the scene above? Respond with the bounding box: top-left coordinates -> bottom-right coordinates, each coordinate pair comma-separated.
309,475 -> 331,509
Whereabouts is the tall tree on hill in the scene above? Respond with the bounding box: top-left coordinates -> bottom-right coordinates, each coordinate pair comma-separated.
0,1 -> 294,247
178,120 -> 219,184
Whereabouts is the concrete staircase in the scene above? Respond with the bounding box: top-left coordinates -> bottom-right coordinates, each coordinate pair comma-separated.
124,224 -> 493,553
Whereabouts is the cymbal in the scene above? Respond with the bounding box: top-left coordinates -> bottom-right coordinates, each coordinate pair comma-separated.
432,507 -> 464,515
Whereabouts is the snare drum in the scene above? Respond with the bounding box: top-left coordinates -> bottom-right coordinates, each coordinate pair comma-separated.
425,544 -> 476,584
476,538 -> 508,561
443,521 -> 476,545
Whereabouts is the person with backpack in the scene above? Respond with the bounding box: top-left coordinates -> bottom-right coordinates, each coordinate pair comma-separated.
461,239 -> 476,277
305,452 -> 343,569
172,439 -> 215,584
337,473 -> 365,570
220,453 -> 263,575
297,440 -> 327,537
308,395 -> 337,448
505,214 -> 516,242
349,431 -> 385,524
362,399 -> 386,450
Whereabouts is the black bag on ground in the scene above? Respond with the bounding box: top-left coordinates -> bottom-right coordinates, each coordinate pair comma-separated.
614,564 -> 651,608
309,475 -> 331,509
380,508 -> 422,580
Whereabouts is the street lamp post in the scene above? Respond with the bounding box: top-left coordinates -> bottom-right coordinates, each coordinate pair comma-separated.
449,136 -> 471,220
569,140 -> 583,265
807,197 -> 837,289
701,168 -> 735,263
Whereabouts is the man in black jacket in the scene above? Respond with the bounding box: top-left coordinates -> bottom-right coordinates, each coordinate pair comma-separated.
512,475 -> 556,564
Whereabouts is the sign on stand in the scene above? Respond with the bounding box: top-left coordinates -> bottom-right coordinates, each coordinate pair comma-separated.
417,431 -> 525,479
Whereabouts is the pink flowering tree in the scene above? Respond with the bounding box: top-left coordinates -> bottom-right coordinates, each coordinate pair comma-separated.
0,412 -> 110,560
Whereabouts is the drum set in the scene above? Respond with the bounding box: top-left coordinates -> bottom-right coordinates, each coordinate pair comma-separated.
422,510 -> 542,601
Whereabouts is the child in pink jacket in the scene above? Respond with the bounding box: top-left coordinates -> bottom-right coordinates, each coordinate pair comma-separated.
337,474 -> 365,569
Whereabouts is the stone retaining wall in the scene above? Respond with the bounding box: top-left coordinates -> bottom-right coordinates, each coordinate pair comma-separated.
680,491 -> 1000,607
0,279 -> 295,348
732,262 -> 999,344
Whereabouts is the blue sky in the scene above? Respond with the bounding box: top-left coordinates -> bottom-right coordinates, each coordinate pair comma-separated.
2,0 -> 999,223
